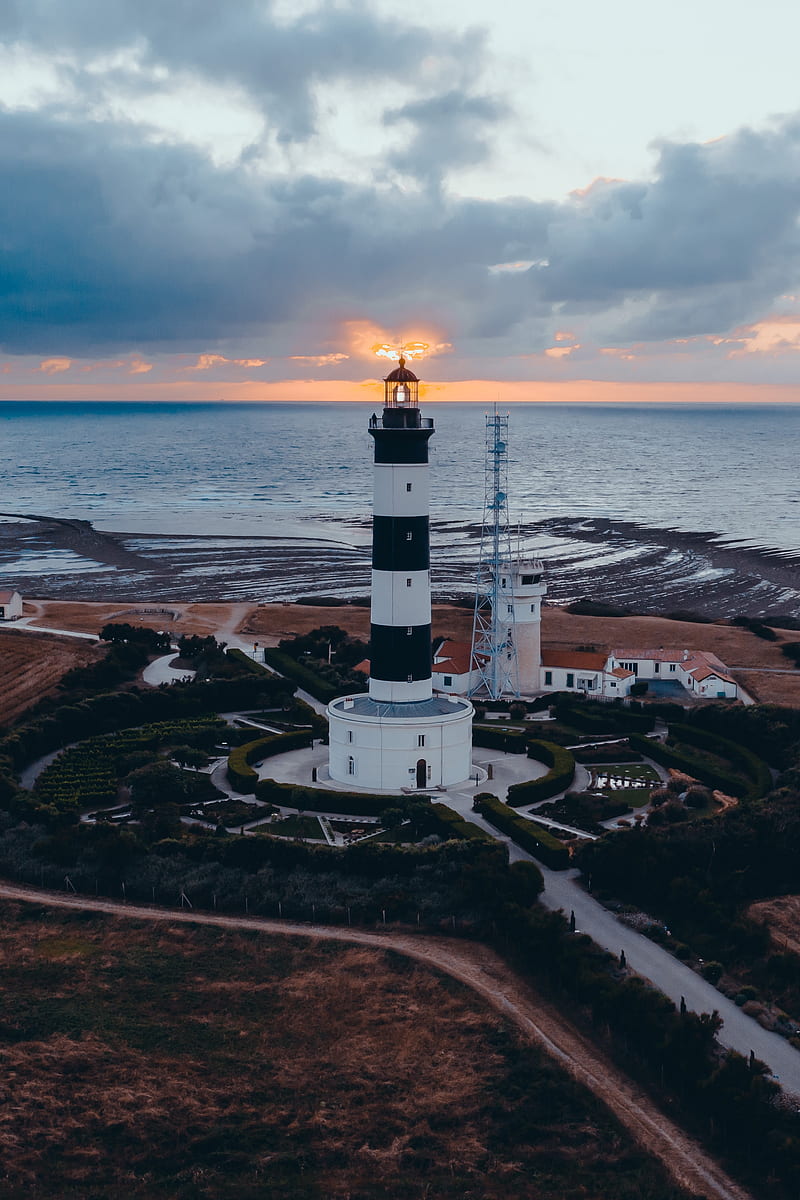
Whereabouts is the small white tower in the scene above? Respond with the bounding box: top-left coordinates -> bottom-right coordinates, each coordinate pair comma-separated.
497,558 -> 547,694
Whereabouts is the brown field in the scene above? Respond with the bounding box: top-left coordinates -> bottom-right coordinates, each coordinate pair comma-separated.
0,630 -> 101,727
22,599 -> 800,705
0,896 -> 723,1200
747,896 -> 800,956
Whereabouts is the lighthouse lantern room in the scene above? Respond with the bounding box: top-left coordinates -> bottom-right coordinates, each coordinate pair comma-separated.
327,357 -> 473,791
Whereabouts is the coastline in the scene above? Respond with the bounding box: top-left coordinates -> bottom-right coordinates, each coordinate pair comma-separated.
2,511 -> 799,619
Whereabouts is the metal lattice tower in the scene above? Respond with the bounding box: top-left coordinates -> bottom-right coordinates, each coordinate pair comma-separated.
470,409 -> 520,699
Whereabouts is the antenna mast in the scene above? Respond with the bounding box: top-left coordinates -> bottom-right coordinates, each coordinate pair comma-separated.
470,408 -> 520,699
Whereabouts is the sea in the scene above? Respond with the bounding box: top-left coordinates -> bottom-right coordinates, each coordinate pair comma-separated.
1,401 -> 799,615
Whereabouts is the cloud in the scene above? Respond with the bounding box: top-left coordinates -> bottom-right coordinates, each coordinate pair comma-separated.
37,357 -> 72,373
383,89 -> 509,185
289,353 -> 349,367
192,354 -> 267,370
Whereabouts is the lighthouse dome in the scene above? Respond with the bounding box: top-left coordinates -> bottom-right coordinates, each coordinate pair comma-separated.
384,355 -> 418,383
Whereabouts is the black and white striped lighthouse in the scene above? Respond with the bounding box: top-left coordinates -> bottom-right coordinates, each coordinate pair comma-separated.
327,357 -> 473,791
367,356 -> 434,703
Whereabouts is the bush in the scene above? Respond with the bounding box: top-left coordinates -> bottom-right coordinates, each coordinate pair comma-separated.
473,792 -> 570,870
669,723 -> 771,800
505,741 -> 575,807
630,680 -> 648,696
227,729 -> 313,793
702,961 -> 724,984
628,733 -> 750,799
427,802 -> 496,843
254,777 -> 410,817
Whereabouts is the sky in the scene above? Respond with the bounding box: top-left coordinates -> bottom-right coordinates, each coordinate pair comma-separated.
1,0 -> 800,402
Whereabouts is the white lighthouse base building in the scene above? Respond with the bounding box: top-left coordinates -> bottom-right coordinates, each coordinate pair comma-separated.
327,694 -> 474,792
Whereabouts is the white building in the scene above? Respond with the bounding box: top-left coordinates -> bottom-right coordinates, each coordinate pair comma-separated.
497,559 -> 547,693
606,648 -> 739,700
0,590 -> 23,620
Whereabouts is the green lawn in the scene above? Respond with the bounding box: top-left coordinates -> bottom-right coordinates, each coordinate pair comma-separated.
256,814 -> 324,839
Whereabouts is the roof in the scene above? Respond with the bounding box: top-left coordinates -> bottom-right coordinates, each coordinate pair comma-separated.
432,638 -> 482,676
384,354 -> 418,383
0,590 -> 20,602
611,647 -> 686,663
541,649 -> 607,671
353,659 -> 370,676
328,694 -> 472,719
610,666 -> 635,679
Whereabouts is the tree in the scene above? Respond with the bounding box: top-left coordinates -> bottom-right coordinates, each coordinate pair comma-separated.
127,761 -> 191,810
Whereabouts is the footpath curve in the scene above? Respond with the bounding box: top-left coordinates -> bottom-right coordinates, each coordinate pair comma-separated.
0,882 -> 751,1200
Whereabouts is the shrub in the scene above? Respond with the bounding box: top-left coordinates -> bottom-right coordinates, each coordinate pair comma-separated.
254,777 -> 409,817
702,961 -> 724,984
630,680 -> 648,696
628,733 -> 749,798
472,725 -> 528,753
505,741 -> 575,807
473,792 -> 570,870
427,803 -> 496,843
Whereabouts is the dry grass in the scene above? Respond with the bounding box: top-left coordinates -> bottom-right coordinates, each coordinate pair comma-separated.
27,600 -> 257,638
0,631 -> 101,726
729,671 -> 800,707
747,896 -> 800,956
0,903 -> 693,1200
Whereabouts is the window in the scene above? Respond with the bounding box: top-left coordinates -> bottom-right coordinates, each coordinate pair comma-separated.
407,674 -> 413,682
406,482 -> 412,492
566,673 -> 574,688
347,755 -> 355,776
347,730 -> 353,743
669,663 -> 677,673
610,681 -> 617,689
621,661 -> 638,674
501,577 -> 506,587
544,670 -> 552,686
521,574 -> 533,585
654,662 -> 660,673
418,734 -> 425,747
443,675 -> 452,686
407,626 -> 412,635
530,604 -> 536,612
507,604 -> 513,614
405,531 -> 413,541
406,578 -> 412,587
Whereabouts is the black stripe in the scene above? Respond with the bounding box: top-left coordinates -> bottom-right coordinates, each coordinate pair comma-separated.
369,427 -> 433,464
370,624 -> 432,681
372,515 -> 429,571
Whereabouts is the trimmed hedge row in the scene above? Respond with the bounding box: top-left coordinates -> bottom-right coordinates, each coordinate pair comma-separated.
668,722 -> 771,800
472,724 -> 529,753
505,740 -> 576,808
427,802 -> 496,843
473,792 -> 570,870
628,733 -> 748,797
227,729 -> 313,793
226,648 -> 271,676
554,701 -> 655,735
255,776 -> 409,816
262,648 -> 339,704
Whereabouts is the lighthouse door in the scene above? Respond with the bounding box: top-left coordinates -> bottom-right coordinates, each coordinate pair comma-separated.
416,759 -> 427,788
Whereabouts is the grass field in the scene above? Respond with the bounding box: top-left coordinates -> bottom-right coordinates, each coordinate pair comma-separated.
0,630 -> 101,727
0,902 -> 698,1200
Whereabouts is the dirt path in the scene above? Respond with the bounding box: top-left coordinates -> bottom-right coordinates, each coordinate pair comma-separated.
0,882 -> 751,1200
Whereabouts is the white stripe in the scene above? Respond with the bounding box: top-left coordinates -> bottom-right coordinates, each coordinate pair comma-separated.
369,677 -> 432,702
373,464 -> 429,517
371,570 -> 431,627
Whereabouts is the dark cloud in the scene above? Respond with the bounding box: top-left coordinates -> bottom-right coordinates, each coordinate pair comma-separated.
0,0 -> 485,142
383,89 -> 509,185
1,54 -> 799,360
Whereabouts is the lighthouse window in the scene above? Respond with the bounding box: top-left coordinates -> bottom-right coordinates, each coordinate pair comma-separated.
347,730 -> 353,743
406,578 -> 412,587
405,531 -> 413,541
406,482 -> 412,491
347,756 -> 355,776
418,735 -> 425,747
530,604 -> 536,612
407,674 -> 413,682
407,626 -> 412,635
501,577 -> 506,587
507,605 -> 513,614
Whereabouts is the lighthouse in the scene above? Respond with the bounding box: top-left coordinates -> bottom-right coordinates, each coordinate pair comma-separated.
327,357 -> 473,791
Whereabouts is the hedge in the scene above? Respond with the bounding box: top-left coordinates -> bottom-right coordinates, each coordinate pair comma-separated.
428,802 -> 496,843
226,648 -> 272,676
473,792 -> 570,870
227,729 -> 313,794
628,733 -> 748,798
505,740 -> 576,808
554,702 -> 655,735
472,724 -> 529,753
261,648 -> 339,704
668,723 -> 771,800
255,776 -> 410,816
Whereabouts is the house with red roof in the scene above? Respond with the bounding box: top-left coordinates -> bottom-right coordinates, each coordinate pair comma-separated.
0,590 -> 22,621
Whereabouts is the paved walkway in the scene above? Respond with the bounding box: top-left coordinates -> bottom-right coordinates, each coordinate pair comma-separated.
142,652 -> 196,686
2,617 -> 99,641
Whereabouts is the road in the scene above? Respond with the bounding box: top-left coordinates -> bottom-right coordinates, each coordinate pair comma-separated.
0,881 -> 751,1200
